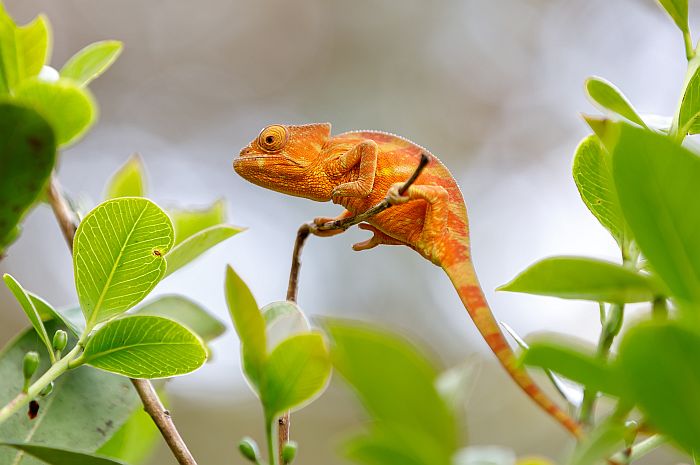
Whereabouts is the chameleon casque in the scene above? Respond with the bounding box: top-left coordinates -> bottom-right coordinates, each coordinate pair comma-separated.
233,123 -> 582,437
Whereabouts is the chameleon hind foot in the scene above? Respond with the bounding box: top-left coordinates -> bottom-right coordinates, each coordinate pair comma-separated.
352,223 -> 405,251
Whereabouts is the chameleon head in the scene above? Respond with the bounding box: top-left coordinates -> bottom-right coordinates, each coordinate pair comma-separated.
233,123 -> 332,199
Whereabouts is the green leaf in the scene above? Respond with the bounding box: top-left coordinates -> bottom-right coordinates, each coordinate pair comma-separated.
617,321 -> 700,453
568,421 -> 626,465
170,199 -> 227,245
327,322 -> 457,462
657,0 -> 689,33
225,265 -> 266,388
0,103 -> 55,255
261,301 -> 311,349
73,198 -> 174,327
672,56 -> 700,137
165,224 -> 243,277
497,256 -> 663,304
0,6 -> 51,93
14,78 -> 96,147
29,294 -> 82,336
3,274 -> 53,360
607,123 -> 700,305
344,432 -> 430,465
584,77 -> 647,128
60,40 -> 122,87
0,443 -> 128,465
104,154 -> 146,199
133,295 -> 225,343
0,322 -> 140,464
523,339 -> 623,396
572,135 -> 628,247
81,315 -> 207,378
97,391 -> 163,464
261,332 -> 331,419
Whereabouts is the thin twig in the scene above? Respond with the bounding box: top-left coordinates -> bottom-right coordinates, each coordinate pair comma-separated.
280,153 -> 430,461
45,173 -> 198,465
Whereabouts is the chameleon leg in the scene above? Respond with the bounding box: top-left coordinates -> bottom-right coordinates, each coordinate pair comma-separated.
312,209 -> 353,237
352,223 -> 406,251
329,140 -> 378,201
387,182 -> 449,262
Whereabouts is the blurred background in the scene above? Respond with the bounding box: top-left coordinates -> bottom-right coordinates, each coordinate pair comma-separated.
0,0 -> 692,463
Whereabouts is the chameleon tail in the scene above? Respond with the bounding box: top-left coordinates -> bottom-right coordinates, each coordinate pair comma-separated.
443,258 -> 583,438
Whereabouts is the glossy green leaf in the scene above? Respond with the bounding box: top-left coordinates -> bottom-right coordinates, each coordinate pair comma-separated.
165,224 -> 243,277
13,78 -> 96,147
133,295 -> 225,343
262,333 -> 331,419
81,315 -> 207,378
104,154 -> 146,199
96,390 -> 163,464
672,56 -> 700,136
3,274 -> 53,359
572,135 -> 628,247
261,301 -> 311,350
498,256 -> 663,303
73,198 -> 174,327
328,322 -> 457,462
0,322 -> 139,465
607,123 -> 700,305
657,0 -> 689,33
170,199 -> 227,245
0,103 -> 55,255
60,40 -> 122,87
0,6 -> 51,93
29,294 -> 82,336
225,265 -> 266,387
585,77 -> 646,128
523,340 -> 623,396
617,322 -> 700,453
0,443 -> 127,465
569,421 -> 626,465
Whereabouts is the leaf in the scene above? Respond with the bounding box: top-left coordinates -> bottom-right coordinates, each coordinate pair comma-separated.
572,135 -> 628,247
523,339 -> 623,396
327,322 -> 457,461
261,301 -> 311,350
435,358 -> 481,415
3,274 -> 53,359
60,40 -> 122,87
497,256 -> 663,304
0,6 -> 51,93
170,199 -> 227,245
165,224 -> 243,277
344,431 -> 433,465
81,315 -> 207,379
104,154 -> 146,199
606,123 -> 700,305
225,265 -> 266,387
568,421 -> 626,465
133,295 -> 225,343
617,321 -> 700,453
672,56 -> 700,137
14,78 -> 96,147
657,0 -> 689,33
73,198 -> 174,327
0,443 -> 128,465
0,322 -> 140,465
0,103 -> 55,255
261,333 -> 331,419
29,294 -> 82,336
584,77 -> 647,128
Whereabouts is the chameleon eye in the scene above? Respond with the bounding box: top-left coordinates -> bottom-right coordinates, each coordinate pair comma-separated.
257,125 -> 289,152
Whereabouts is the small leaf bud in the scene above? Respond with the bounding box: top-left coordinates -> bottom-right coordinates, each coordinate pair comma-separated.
22,351 -> 40,392
282,441 -> 298,464
238,437 -> 259,462
39,381 -> 54,398
52,330 -> 68,352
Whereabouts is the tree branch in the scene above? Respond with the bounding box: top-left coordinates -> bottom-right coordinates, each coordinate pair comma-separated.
280,153 -> 429,462
45,173 -> 199,465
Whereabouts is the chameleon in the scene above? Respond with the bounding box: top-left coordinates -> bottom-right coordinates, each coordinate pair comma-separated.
233,122 -> 582,437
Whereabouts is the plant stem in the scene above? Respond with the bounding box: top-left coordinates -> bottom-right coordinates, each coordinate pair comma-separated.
45,173 -> 199,465
685,30 -> 695,61
611,435 -> 667,463
266,416 -> 278,465
0,343 -> 81,424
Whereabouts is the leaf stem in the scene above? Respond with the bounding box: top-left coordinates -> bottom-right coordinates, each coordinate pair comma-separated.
45,172 -> 200,465
0,343 -> 82,424
266,416 -> 279,465
611,435 -> 667,463
685,30 -> 695,61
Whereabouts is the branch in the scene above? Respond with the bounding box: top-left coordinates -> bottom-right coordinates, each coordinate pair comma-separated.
280,153 -> 429,461
45,173 -> 199,465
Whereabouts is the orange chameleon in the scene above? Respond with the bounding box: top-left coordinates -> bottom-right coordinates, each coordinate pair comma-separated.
233,123 -> 582,437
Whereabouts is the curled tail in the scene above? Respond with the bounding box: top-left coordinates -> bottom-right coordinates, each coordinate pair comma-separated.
443,258 -> 583,438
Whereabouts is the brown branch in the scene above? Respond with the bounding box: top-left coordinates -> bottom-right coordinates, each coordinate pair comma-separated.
45,173 -> 198,465
280,153 -> 429,462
